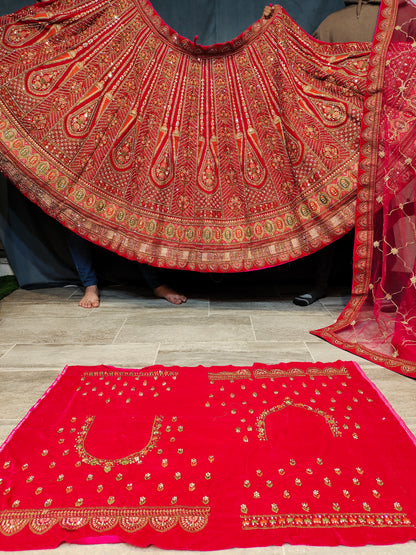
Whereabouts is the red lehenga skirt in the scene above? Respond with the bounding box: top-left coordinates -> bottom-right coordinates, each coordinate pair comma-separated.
0,0 -> 370,272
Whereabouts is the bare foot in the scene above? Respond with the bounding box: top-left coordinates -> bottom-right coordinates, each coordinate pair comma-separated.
153,284 -> 187,305
79,284 -> 100,308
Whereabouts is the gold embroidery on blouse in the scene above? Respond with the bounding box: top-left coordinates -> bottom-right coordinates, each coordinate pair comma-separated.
241,512 -> 413,529
207,366 -> 350,382
83,369 -> 179,379
0,506 -> 210,536
256,398 -> 342,440
254,366 -> 350,379
208,369 -> 252,381
75,415 -> 163,471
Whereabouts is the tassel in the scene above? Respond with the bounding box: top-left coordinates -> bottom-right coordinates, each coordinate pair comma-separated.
193,35 -> 199,46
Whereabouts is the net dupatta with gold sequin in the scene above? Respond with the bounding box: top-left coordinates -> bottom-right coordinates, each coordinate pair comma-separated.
0,0 -> 369,272
313,0 -> 416,377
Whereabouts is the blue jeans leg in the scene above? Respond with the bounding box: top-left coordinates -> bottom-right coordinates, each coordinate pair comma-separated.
139,263 -> 166,291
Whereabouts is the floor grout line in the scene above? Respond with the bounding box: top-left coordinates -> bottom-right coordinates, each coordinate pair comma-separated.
153,344 -> 161,366
0,344 -> 16,359
111,316 -> 129,344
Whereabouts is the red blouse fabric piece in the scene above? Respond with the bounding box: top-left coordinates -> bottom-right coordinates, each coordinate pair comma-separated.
0,361 -> 415,550
0,0 -> 369,272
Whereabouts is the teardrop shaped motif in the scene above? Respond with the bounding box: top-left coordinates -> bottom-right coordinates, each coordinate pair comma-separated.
4,25 -> 37,47
150,129 -> 174,189
26,56 -> 84,97
111,130 -> 135,171
285,128 -> 304,166
65,99 -> 98,138
198,146 -> 218,193
4,11 -> 61,49
241,129 -> 267,188
313,99 -> 347,126
27,69 -> 61,95
244,149 -> 265,187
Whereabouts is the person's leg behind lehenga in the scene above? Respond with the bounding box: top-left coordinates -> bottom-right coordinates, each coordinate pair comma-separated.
65,229 -> 100,308
139,264 -> 187,305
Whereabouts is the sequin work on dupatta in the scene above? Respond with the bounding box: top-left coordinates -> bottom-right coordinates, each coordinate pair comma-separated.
313,0 -> 416,377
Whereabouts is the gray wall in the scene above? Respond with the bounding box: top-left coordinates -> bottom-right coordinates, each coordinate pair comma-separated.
1,1 -> 345,39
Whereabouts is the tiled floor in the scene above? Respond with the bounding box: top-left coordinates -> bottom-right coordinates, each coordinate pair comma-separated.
0,279 -> 415,555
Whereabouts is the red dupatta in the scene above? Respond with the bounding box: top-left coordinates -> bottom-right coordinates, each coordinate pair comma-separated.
314,0 -> 416,377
